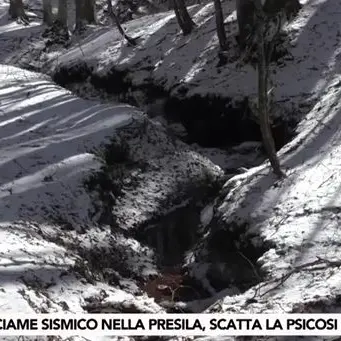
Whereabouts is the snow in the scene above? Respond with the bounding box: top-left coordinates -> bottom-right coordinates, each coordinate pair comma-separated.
0,66 -> 136,227
0,63 -> 222,341
23,0 -> 334,124
0,65 -> 163,325
1,0 -> 341,339
192,143 -> 265,172
190,71 -> 341,314
0,66 -> 171,341
200,203 -> 214,228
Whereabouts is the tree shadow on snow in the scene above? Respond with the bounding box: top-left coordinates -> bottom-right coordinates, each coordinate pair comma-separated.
0,73 -> 135,225
210,0 -> 341,241
60,0 -> 238,97
273,0 -> 341,101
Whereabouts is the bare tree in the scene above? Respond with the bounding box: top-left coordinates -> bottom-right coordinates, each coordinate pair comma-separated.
172,0 -> 195,35
58,0 -> 68,28
42,0 -> 53,25
9,0 -> 29,24
253,0 -> 285,177
107,0 -> 138,45
214,0 -> 227,50
236,0 -> 301,176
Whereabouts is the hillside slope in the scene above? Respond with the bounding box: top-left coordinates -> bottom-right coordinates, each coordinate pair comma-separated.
188,73 -> 341,315
0,0 -> 341,340
0,65 -> 222,339
37,0 -> 337,115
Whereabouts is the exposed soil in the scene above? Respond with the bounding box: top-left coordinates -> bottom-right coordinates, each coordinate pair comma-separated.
51,60 -> 294,310
53,63 -> 298,150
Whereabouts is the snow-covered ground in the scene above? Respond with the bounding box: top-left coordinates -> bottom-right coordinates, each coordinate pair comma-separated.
188,75 -> 341,314
0,65 -> 221,339
0,0 -> 341,340
0,66 -> 164,341
28,0 -> 337,118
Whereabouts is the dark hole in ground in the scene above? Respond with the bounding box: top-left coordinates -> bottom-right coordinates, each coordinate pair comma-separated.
136,203 -> 210,305
53,63 -> 291,308
53,65 -> 297,151
202,226 -> 270,292
136,205 -> 200,267
54,62 -> 93,86
164,95 -> 294,149
136,204 -> 268,308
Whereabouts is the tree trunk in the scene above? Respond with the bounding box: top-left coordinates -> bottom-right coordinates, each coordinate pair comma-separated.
176,0 -> 195,33
254,0 -> 284,178
213,0 -> 227,50
107,0 -> 112,13
58,0 -> 67,28
235,0 -> 254,50
236,0 -> 301,50
83,0 -> 96,23
172,0 -> 186,33
263,0 -> 301,18
176,0 -> 195,26
107,0 -> 137,45
172,0 -> 195,35
42,0 -> 53,25
9,0 -> 29,24
75,0 -> 84,30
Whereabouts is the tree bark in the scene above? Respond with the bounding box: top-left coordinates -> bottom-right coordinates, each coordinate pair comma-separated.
263,0 -> 301,18
176,0 -> 195,27
42,0 -> 53,25
254,0 -> 284,178
236,0 -> 301,50
75,0 -> 85,30
83,0 -> 96,23
235,0 -> 255,50
172,0 -> 186,33
213,0 -> 227,50
9,0 -> 29,24
107,0 -> 112,13
58,0 -> 68,28
172,0 -> 195,35
107,0 -> 137,45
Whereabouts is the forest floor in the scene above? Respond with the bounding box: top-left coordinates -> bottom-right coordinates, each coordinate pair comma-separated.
0,0 -> 340,340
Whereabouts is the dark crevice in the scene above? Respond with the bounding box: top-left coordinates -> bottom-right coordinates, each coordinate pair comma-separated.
164,95 -> 295,149
137,202 -> 214,304
52,62 -> 296,309
200,222 -> 273,293
53,64 -> 298,150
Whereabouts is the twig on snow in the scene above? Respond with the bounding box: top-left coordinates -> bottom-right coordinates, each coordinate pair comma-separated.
256,257 -> 341,298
